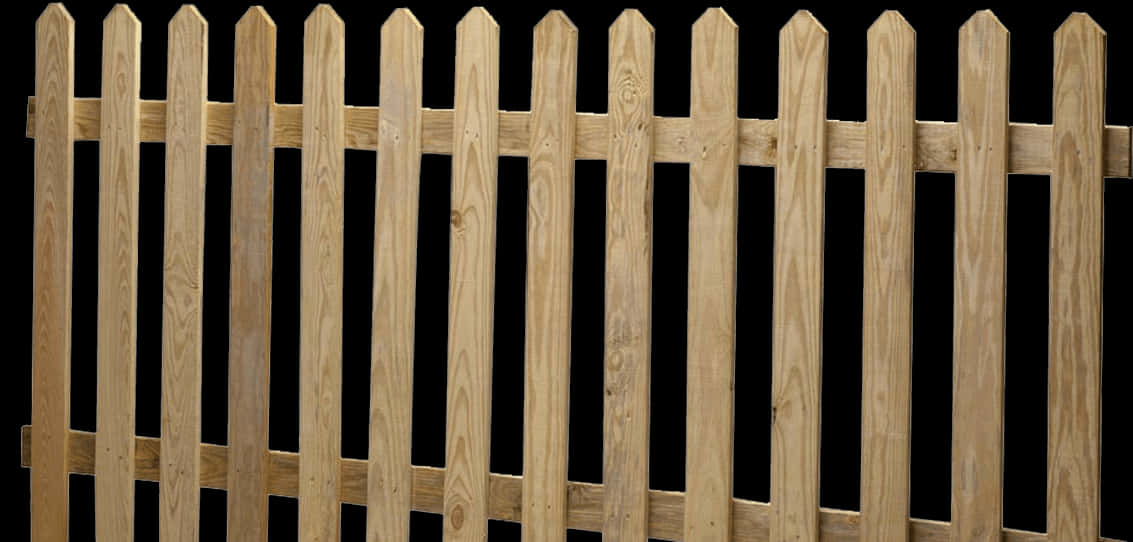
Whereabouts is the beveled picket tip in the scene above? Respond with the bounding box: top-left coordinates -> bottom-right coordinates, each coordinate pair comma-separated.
383,7 -> 422,33
694,7 -> 737,30
960,9 -> 1008,35
305,3 -> 344,29
459,6 -> 498,29
781,9 -> 827,37
237,5 -> 275,29
170,4 -> 206,32
1054,12 -> 1106,38
536,9 -> 577,34
610,8 -> 652,34
105,3 -> 139,27
868,9 -> 914,38
37,3 -> 73,28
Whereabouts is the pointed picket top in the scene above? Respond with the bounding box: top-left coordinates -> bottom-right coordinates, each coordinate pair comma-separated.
535,9 -> 577,35
960,9 -> 1008,37
382,7 -> 422,33
170,4 -> 206,33
237,5 -> 275,31
693,6 -> 737,32
1055,12 -> 1106,39
305,3 -> 344,31
105,3 -> 139,28
868,9 -> 913,40
38,3 -> 73,29
781,9 -> 827,39
458,6 -> 498,32
610,8 -> 653,34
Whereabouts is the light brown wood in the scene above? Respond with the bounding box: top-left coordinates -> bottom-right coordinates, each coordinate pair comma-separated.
228,7 -> 276,542
26,98 -> 1132,177
30,6 -> 73,542
445,8 -> 499,542
771,11 -> 827,542
603,10 -> 654,542
684,8 -> 738,542
1048,14 -> 1105,542
951,11 -> 1009,541
859,11 -> 915,542
96,6 -> 141,541
161,7 -> 207,542
523,11 -> 578,542
367,8 -> 423,542
23,427 -> 1126,542
299,6 -> 345,542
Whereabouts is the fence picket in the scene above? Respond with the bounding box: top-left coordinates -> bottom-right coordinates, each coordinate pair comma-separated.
228,7 -> 276,542
860,11 -> 915,542
298,6 -> 345,542
444,8 -> 500,542
95,5 -> 141,541
602,9 -> 654,542
160,7 -> 207,542
951,11 -> 1009,541
1048,14 -> 1105,542
523,11 -> 578,542
30,5 -> 74,542
770,11 -> 828,542
684,8 -> 738,542
368,8 -> 424,542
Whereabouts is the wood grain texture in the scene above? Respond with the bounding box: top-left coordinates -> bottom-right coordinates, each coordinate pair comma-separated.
951,11 -> 1009,542
523,11 -> 578,542
95,6 -> 141,541
1048,14 -> 1105,542
603,10 -> 654,542
299,6 -> 345,542
368,8 -> 423,542
860,11 -> 915,542
228,7 -> 276,542
445,8 -> 499,542
161,7 -> 207,542
684,9 -> 739,542
24,97 -> 1132,177
770,11 -> 827,542
25,427 -> 1126,542
30,6 -> 73,542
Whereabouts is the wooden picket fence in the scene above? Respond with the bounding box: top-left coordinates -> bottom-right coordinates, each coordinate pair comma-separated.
22,2 -> 1131,542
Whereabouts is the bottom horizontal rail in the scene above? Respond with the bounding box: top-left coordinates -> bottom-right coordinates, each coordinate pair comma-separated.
19,426 -> 1121,542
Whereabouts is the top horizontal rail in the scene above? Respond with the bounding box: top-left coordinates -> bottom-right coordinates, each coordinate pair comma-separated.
25,97 -> 1133,177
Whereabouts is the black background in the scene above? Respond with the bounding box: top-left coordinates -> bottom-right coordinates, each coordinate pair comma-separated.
9,0 -> 1131,540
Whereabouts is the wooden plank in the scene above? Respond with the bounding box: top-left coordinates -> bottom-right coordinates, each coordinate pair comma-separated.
523,11 -> 578,542
367,8 -> 424,542
95,6 -> 141,542
770,11 -> 827,542
859,11 -> 915,542
1048,14 -> 1105,542
684,8 -> 739,542
951,11 -> 1009,542
24,427 -> 1128,542
603,9 -> 654,542
30,6 -> 73,542
23,97 -> 1133,177
161,7 -> 207,542
445,8 -> 499,542
298,6 -> 345,542
228,7 -> 276,542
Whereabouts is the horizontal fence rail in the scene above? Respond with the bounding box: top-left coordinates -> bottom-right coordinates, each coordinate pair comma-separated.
23,3 -> 1129,542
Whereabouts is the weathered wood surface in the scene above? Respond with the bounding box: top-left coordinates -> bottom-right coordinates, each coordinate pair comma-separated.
859,11 -> 915,542
368,8 -> 423,542
161,7 -> 207,542
96,6 -> 141,542
444,8 -> 500,542
30,5 -> 74,542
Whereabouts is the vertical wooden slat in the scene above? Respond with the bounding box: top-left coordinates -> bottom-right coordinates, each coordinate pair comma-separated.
602,9 -> 654,542
951,12 -> 1009,542
684,8 -> 738,542
367,8 -> 424,542
1048,13 -> 1105,542
30,5 -> 74,542
96,5 -> 141,541
444,8 -> 499,542
228,7 -> 276,542
860,11 -> 915,542
770,11 -> 827,542
299,6 -> 345,542
161,6 -> 207,542
523,10 -> 578,542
